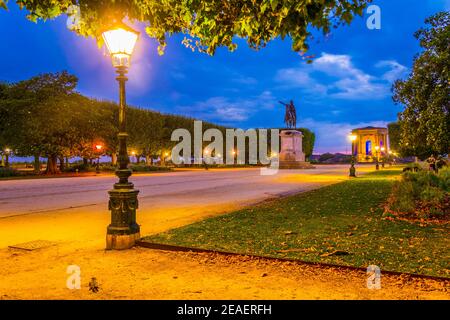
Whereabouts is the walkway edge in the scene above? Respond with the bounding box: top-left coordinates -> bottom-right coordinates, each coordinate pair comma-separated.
135,241 -> 450,282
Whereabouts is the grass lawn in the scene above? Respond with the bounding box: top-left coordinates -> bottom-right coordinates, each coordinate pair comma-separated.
143,168 -> 449,278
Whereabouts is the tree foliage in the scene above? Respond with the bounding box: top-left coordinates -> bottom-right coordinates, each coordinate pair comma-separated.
0,71 -> 232,171
393,12 -> 450,159
1,0 -> 371,55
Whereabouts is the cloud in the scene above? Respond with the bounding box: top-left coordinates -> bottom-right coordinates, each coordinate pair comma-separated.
175,91 -> 277,123
375,60 -> 409,82
298,118 -> 389,154
232,75 -> 258,85
275,53 -> 408,100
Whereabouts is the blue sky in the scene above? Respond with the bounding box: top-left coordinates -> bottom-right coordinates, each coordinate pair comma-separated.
1,0 -> 448,154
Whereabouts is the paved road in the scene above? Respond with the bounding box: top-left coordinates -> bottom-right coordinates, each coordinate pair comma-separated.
0,165 -> 368,218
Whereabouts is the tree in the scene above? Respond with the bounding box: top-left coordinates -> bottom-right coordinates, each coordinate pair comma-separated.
0,71 -> 79,173
387,122 -> 401,154
1,0 -> 371,55
393,12 -> 450,159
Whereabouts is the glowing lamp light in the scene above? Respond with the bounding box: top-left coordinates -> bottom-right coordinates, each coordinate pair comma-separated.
381,147 -> 386,152
131,151 -> 136,156
4,148 -> 11,153
164,152 -> 169,157
349,134 -> 357,142
102,25 -> 139,68
95,144 -> 103,151
374,146 -> 380,151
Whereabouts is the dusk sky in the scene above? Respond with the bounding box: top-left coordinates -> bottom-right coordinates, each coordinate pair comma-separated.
1,0 -> 448,154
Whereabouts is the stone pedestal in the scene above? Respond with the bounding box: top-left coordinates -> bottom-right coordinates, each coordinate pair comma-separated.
279,130 -> 314,169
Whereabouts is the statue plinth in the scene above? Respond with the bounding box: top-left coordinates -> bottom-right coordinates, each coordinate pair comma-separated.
279,130 -> 314,169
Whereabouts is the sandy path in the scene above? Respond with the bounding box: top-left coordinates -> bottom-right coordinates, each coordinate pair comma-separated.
0,165 -> 448,299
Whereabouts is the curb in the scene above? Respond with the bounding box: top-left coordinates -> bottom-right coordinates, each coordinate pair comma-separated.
135,241 -> 450,282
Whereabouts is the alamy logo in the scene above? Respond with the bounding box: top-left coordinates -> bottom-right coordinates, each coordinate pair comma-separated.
366,5 -> 381,30
171,121 -> 280,175
366,265 -> 381,289
66,265 -> 81,290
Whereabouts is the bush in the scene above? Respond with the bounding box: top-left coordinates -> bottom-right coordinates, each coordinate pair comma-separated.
384,168 -> 449,220
387,180 -> 416,214
130,165 -> 172,172
0,167 -> 21,177
437,167 -> 450,192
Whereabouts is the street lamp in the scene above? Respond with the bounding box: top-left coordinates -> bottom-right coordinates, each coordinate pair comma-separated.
3,148 -> 11,168
374,146 -> 380,170
349,134 -> 357,177
95,144 -> 103,174
102,23 -> 140,250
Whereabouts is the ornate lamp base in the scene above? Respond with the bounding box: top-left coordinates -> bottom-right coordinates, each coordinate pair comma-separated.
106,169 -> 140,250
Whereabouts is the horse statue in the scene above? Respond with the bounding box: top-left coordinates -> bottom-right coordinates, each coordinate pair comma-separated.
279,100 -> 297,129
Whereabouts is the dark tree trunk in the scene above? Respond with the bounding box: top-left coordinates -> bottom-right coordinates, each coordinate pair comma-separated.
89,158 -> 93,165
161,153 -> 166,166
136,156 -> 140,164
59,156 -> 65,172
45,154 -> 58,174
83,158 -> 88,166
146,155 -> 151,166
111,153 -> 117,166
5,154 -> 9,168
34,154 -> 40,174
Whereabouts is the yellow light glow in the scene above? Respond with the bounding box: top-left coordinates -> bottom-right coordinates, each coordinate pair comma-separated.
102,26 -> 139,67
164,152 -> 169,157
349,134 -> 357,142
95,144 -> 103,150
381,147 -> 386,152
271,152 -> 278,157
131,151 -> 136,155
374,146 -> 380,151
4,148 -> 11,153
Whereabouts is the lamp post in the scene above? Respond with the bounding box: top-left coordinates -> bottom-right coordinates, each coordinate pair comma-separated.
102,23 -> 140,250
4,148 -> 11,168
380,147 -> 385,168
349,134 -> 357,177
95,144 -> 103,174
374,146 -> 380,170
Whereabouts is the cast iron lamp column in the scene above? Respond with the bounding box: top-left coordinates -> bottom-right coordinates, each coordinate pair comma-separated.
4,148 -> 11,168
380,147 -> 386,168
374,146 -> 380,170
349,134 -> 357,177
102,24 -> 140,250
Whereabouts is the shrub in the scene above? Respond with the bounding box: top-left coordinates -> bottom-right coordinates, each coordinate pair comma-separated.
0,167 -> 21,177
385,181 -> 415,214
130,165 -> 172,172
437,167 -> 450,192
384,168 -> 449,220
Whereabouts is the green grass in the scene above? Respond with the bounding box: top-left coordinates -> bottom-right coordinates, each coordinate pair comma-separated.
143,169 -> 450,278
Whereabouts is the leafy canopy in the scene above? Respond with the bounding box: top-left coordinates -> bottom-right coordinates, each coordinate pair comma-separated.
1,0 -> 370,55
393,11 -> 450,158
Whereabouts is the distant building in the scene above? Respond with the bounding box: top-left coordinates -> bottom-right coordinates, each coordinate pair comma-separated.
351,126 -> 389,162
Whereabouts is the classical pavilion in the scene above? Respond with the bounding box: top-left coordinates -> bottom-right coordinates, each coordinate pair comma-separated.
351,126 -> 389,162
